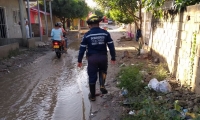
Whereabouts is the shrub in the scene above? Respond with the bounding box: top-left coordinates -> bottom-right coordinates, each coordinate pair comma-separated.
118,65 -> 145,95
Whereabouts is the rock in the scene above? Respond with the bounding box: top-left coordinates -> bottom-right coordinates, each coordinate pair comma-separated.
187,108 -> 193,113
123,97 -> 135,105
173,91 -> 181,97
142,54 -> 148,59
193,105 -> 199,112
187,101 -> 194,107
194,97 -> 200,103
121,50 -> 130,59
178,100 -> 188,107
0,65 -> 7,69
139,70 -> 148,76
166,93 -> 172,98
154,58 -> 160,63
137,56 -> 141,59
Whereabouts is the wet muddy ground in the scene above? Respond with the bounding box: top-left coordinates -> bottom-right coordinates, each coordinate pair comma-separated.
0,26 -> 129,120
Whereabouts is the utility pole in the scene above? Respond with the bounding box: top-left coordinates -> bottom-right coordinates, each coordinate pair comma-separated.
43,0 -> 48,36
37,0 -> 42,41
27,0 -> 32,38
18,0 -> 27,46
49,0 -> 53,29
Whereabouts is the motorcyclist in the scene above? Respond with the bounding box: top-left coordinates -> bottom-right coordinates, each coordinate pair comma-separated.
77,15 -> 116,101
51,23 -> 63,50
57,22 -> 67,51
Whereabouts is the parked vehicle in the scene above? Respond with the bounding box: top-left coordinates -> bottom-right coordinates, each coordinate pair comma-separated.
108,19 -> 113,24
53,40 -> 64,58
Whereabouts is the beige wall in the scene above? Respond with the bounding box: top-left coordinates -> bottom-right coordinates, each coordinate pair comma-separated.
145,4 -> 200,93
0,0 -> 27,38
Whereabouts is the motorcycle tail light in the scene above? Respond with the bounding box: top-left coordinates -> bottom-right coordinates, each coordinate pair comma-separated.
54,42 -> 58,45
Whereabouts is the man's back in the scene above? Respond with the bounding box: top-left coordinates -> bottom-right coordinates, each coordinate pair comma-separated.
51,28 -> 62,41
78,27 -> 115,62
84,27 -> 111,55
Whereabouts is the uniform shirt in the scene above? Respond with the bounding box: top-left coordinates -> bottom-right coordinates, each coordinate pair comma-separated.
51,28 -> 62,41
78,27 -> 116,63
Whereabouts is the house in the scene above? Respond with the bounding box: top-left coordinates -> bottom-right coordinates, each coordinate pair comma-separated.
0,0 -> 53,58
29,6 -> 50,37
0,0 -> 28,58
0,0 -> 27,40
71,19 -> 87,29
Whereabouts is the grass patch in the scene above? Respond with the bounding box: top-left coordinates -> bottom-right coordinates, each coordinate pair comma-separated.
145,63 -> 169,81
8,49 -> 24,58
117,63 -> 189,120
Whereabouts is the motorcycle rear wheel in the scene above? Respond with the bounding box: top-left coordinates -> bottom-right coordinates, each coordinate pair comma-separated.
56,52 -> 61,58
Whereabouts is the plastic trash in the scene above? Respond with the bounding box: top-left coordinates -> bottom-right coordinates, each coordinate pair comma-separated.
129,110 -> 135,115
148,78 -> 159,91
148,78 -> 172,93
157,80 -> 172,93
121,87 -> 128,96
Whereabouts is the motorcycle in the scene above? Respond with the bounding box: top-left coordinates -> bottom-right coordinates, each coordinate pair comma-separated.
53,40 -> 64,58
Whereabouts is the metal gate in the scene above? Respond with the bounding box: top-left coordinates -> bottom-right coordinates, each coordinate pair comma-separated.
0,7 -> 7,38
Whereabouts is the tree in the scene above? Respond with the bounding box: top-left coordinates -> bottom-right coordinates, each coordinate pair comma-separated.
94,0 -> 141,29
40,0 -> 89,29
143,0 -> 200,18
94,0 -> 143,44
110,9 -> 134,24
93,9 -> 104,18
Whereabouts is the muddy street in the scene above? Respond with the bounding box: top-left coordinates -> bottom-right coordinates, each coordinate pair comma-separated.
0,39 -> 91,120
0,25 -> 126,120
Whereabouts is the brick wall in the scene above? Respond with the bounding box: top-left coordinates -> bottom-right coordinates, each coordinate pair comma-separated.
146,4 -> 200,93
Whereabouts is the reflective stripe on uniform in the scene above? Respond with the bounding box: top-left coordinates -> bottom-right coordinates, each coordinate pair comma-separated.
107,41 -> 113,44
81,45 -> 87,47
86,33 -> 108,38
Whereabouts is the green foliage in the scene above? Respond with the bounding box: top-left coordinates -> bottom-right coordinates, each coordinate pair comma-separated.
94,0 -> 139,24
110,9 -> 134,24
174,0 -> 200,12
8,49 -> 23,58
118,65 -> 145,95
143,0 -> 165,18
121,89 -> 184,120
40,0 -> 89,28
93,9 -> 104,17
50,0 -> 89,19
189,32 -> 197,84
153,63 -> 168,81
143,0 -> 199,18
105,12 -> 111,19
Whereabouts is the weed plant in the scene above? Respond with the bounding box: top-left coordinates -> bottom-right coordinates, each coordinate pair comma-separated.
8,49 -> 21,58
118,65 -> 145,95
153,63 -> 168,81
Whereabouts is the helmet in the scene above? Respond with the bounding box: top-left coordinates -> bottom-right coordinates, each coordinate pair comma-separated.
57,22 -> 63,27
86,15 -> 102,25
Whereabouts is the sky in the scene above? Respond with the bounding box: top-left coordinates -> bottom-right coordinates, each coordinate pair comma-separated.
85,0 -> 97,8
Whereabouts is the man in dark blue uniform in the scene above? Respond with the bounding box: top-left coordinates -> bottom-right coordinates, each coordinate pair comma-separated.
77,15 -> 116,101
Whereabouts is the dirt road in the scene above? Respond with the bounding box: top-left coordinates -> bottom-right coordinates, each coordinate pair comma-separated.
0,25 -> 128,120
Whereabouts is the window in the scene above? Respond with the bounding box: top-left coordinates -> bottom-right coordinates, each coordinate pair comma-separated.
13,10 -> 20,24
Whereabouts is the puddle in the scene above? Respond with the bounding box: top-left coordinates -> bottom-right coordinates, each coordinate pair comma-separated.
0,41 -> 90,120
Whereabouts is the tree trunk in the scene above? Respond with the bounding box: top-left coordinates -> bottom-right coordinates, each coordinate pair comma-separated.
78,18 -> 81,38
67,19 -> 70,29
139,0 -> 144,45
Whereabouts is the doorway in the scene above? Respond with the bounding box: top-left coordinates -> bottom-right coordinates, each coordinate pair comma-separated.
0,7 -> 7,38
